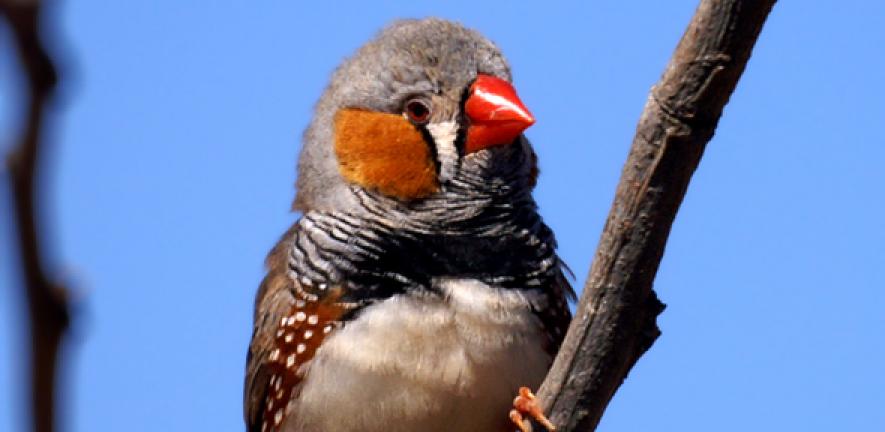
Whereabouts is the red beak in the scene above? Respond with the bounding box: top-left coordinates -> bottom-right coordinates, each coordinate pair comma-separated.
464,74 -> 535,154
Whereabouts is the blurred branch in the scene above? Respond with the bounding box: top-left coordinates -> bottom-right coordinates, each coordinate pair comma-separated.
536,0 -> 776,430
1,1 -> 70,432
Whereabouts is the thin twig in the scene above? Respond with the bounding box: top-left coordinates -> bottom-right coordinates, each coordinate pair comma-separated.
536,1 -> 776,430
1,1 -> 70,432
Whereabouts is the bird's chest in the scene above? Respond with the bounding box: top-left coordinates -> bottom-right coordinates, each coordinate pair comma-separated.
288,278 -> 551,432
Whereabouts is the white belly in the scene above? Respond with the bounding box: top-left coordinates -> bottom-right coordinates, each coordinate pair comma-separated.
287,278 -> 551,432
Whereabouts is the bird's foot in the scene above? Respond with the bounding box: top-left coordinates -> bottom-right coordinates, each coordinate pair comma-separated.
509,386 -> 556,432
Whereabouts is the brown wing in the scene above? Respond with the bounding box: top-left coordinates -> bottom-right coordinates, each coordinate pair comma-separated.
244,235 -> 347,432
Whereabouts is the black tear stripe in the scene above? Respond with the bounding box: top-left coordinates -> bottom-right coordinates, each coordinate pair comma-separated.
453,121 -> 467,166
417,125 -> 442,177
455,79 -> 474,158
411,79 -> 475,179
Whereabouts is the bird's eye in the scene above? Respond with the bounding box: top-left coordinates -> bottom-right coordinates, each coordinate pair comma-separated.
404,99 -> 431,124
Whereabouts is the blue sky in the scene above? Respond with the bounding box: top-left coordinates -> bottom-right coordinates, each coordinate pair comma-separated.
2,1 -> 884,431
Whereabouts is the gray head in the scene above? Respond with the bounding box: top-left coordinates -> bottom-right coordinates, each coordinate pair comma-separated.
293,18 -> 538,227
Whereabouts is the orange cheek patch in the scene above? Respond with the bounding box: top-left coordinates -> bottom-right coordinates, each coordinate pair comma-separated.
334,108 -> 438,200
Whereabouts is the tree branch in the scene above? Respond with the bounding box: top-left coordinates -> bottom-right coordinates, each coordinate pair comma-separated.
536,1 -> 776,430
1,1 -> 70,432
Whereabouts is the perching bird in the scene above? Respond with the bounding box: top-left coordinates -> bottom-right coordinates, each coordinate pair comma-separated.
244,18 -> 573,432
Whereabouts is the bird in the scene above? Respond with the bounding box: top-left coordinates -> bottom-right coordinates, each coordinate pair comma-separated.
244,18 -> 574,432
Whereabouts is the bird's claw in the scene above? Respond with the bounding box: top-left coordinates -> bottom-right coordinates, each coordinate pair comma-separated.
509,386 -> 556,432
